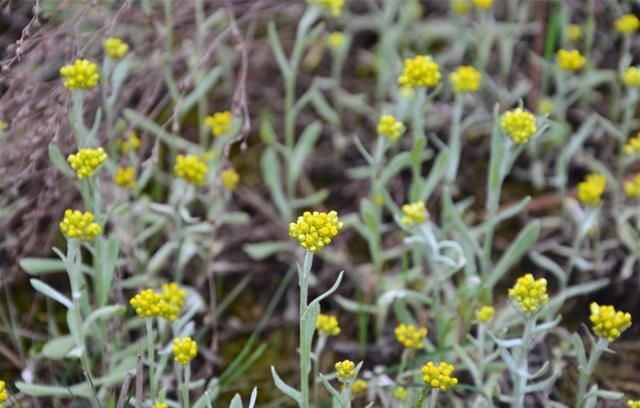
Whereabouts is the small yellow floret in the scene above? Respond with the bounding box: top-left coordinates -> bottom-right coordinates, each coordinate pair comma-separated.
537,98 -> 554,115
352,379 -> 368,394
172,337 -> 197,365
335,360 -> 356,381
401,201 -> 427,226
175,154 -> 208,185
59,209 -> 102,241
421,362 -> 458,391
628,400 -> 640,408
472,0 -> 492,9
114,166 -> 136,189
104,37 -> 129,59
307,0 -> 344,16
577,173 -> 606,206
327,32 -> 345,49
590,302 -> 632,342
316,313 -> 341,336
625,175 -> 640,198
0,380 -> 8,403
152,403 -> 168,408
567,24 -> 583,42
130,289 -> 165,318
623,67 -> 640,88
394,323 -> 427,349
624,133 -> 640,156
205,111 -> 232,137
117,131 -> 141,154
60,59 -> 100,90
615,14 -> 640,34
377,114 -> 405,142
451,0 -> 470,14
556,49 -> 586,71
161,283 -> 187,322
508,273 -> 549,314
221,168 -> 240,191
393,386 -> 407,400
500,108 -> 537,144
67,147 -> 107,179
449,65 -> 481,93
289,210 -> 343,252
476,305 -> 495,324
398,55 -> 441,89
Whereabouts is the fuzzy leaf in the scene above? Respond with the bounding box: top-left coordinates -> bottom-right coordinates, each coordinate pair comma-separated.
31,278 -> 72,309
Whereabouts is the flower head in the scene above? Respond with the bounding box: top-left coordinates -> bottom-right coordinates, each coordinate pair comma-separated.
556,49 -> 586,71
590,302 -> 632,342
289,210 -> 343,252
205,111 -> 232,137
117,131 -> 141,153
476,305 -> 495,324
221,168 -> 240,191
153,403 -> 168,408
327,32 -> 345,49
0,380 -> 8,404
615,14 -> 640,34
472,0 -> 492,9
577,173 -> 606,206
401,201 -> 427,226
67,147 -> 107,179
104,37 -> 129,59
130,289 -> 165,318
172,337 -> 197,365
335,360 -> 356,381
161,283 -> 187,322
624,133 -> 640,156
500,108 -> 537,144
316,313 -> 341,336
114,166 -> 136,190
377,114 -> 405,142
395,323 -> 427,349
421,362 -> 458,391
60,59 -> 100,90
449,65 -> 481,93
175,154 -> 208,185
398,55 -> 441,89
451,0 -> 471,14
60,209 -> 102,241
567,24 -> 583,42
623,67 -> 640,88
625,175 -> 640,198
307,0 -> 344,16
537,98 -> 554,115
393,387 -> 407,400
352,379 -> 368,394
628,400 -> 640,408
508,273 -> 549,314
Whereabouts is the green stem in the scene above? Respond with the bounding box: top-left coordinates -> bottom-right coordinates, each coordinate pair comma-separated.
414,385 -> 429,408
447,94 -> 463,184
511,316 -> 535,408
182,364 -> 191,408
146,319 -> 157,400
575,337 -> 608,408
299,251 -> 314,408
428,388 -> 439,408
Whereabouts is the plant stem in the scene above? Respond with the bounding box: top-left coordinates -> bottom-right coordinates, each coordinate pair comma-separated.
511,316 -> 535,408
428,388 -> 439,408
299,250 -> 314,408
414,385 -> 429,408
182,364 -> 191,408
447,94 -> 463,184
575,337 -> 608,408
146,319 -> 156,400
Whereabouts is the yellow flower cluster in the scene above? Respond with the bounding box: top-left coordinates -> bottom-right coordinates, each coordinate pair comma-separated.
289,210 -> 343,252
114,166 -> 136,189
615,14 -> 640,35
472,0 -> 492,10
509,274 -> 549,314
153,403 -> 168,408
394,323 -> 427,349
556,49 -> 586,71
316,313 -> 341,336
567,24 -> 583,42
590,302 -> 632,342
67,147 -> 107,179
398,55 -> 441,89
335,360 -> 356,381
377,114 -> 405,142
307,0 -> 344,16
60,59 -> 100,90
393,386 -> 407,400
175,154 -> 208,185
205,111 -> 232,137
104,37 -> 129,59
401,201 -> 427,226
624,133 -> 640,155
117,131 -> 141,153
537,98 -> 554,115
451,0 -> 470,14
624,175 -> 640,198
0,380 -> 7,404
476,305 -> 495,324
577,173 -> 606,206
351,379 -> 368,394
129,283 -> 186,321
59,209 -> 102,241
327,32 -> 345,49
623,67 -> 640,88
449,65 -> 481,93
628,400 -> 640,408
501,108 -> 537,144
221,168 -> 240,191
172,336 -> 198,365
421,361 -> 458,391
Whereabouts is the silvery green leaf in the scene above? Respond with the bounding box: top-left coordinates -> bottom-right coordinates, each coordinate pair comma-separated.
262,148 -> 291,221
532,315 -> 562,335
311,92 -> 339,125
82,305 -> 125,336
95,237 -> 118,307
271,366 -> 302,404
178,66 -> 223,119
86,107 -> 102,144
243,241 -> 292,260
260,115 -> 277,145
109,59 -> 130,103
319,374 -> 344,408
20,257 -> 66,275
248,387 -> 258,408
267,22 -> 291,77
492,335 -> 523,349
454,343 -> 481,385
15,382 -> 92,398
291,189 -> 330,209
177,239 -> 199,271
30,279 -> 72,309
571,333 -> 587,367
524,370 -> 558,393
289,121 -> 322,190
230,394 -> 243,408
42,335 -> 75,360
217,212 -> 250,225
488,221 -> 540,288
307,271 -> 344,313
335,295 -> 376,314
353,134 -> 374,164
527,361 -> 550,380
529,251 -> 565,283
416,149 -> 449,202
377,289 -> 431,310
593,389 -> 623,400
493,196 -> 531,225
148,241 -> 179,273
48,143 -> 74,177
124,109 -> 200,151
553,116 -> 597,188
379,152 -> 411,187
